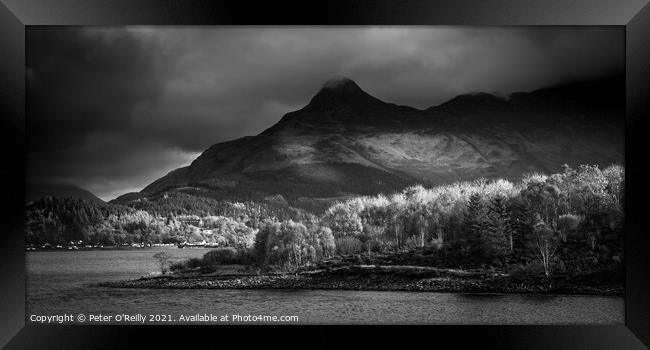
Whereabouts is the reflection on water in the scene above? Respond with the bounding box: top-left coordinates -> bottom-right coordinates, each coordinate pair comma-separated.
26,248 -> 624,324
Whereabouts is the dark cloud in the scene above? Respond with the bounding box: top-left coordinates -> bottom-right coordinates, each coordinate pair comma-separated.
27,28 -> 165,151
26,26 -> 623,200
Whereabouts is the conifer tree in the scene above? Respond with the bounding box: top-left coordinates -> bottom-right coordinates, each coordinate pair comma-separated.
484,195 -> 513,256
508,198 -> 535,253
465,193 -> 487,251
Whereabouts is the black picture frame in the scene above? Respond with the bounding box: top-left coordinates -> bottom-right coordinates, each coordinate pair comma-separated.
1,1 -> 649,349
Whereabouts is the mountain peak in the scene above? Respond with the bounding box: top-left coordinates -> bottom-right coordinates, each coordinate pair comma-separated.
308,77 -> 384,111
320,77 -> 360,91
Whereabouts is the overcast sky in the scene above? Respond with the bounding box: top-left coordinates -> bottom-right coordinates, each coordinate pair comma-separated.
26,26 -> 623,201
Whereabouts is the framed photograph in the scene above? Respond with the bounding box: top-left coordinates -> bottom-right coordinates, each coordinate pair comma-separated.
1,0 -> 649,348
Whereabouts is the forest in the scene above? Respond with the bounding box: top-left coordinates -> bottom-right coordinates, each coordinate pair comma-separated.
26,164 -> 624,277
25,192 -> 310,247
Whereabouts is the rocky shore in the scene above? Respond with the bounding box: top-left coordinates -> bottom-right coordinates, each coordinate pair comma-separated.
99,265 -> 623,296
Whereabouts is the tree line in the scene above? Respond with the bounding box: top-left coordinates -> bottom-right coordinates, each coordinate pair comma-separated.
25,194 -> 308,247
316,164 -> 624,275
172,164 -> 623,277
27,164 -> 623,277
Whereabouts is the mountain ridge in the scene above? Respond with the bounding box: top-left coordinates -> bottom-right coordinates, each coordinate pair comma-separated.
113,77 -> 624,209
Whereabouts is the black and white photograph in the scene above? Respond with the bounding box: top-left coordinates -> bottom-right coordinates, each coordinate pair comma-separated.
25,26 -> 625,325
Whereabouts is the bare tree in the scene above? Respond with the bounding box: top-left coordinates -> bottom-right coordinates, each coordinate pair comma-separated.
532,221 -> 560,277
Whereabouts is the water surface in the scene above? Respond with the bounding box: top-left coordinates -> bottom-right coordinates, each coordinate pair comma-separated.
26,248 -> 624,324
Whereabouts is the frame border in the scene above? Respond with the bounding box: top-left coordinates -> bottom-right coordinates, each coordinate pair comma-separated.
1,1 -> 648,349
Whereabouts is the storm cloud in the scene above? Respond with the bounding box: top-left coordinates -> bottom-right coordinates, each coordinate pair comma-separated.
26,26 -> 623,200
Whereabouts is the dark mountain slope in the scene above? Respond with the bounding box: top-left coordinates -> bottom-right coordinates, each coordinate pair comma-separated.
27,183 -> 106,205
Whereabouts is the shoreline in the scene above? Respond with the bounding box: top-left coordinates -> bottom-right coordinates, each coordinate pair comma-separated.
99,265 -> 624,297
